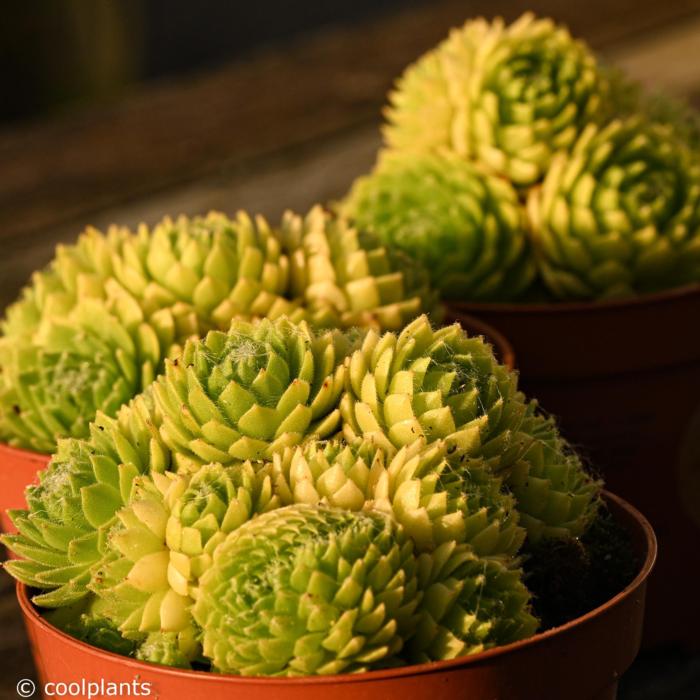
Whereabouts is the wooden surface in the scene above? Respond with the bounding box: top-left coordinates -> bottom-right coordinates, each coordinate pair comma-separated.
2,1 -> 700,698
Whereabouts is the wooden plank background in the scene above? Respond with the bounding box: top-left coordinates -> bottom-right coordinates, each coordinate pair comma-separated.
2,1 -> 700,698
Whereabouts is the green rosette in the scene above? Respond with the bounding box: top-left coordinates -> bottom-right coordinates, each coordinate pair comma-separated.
341,152 -> 535,300
139,211 -> 299,328
340,315 -> 528,473
193,504 -> 422,676
0,211 -> 297,451
0,296 -> 171,452
88,471 -> 198,653
166,462 -> 276,598
280,205 -> 438,331
135,632 -> 196,669
266,437 -> 524,558
384,13 -> 607,186
528,117 -> 700,298
2,393 -> 169,607
411,540 -> 537,661
153,317 -> 350,468
506,409 -> 601,541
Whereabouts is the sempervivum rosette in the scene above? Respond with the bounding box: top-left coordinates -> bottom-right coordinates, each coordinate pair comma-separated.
139,211 -> 299,328
2,393 -> 167,607
193,504 -> 422,675
166,462 -> 275,597
0,211 -> 297,451
154,317 -> 351,468
341,152 -> 535,300
384,13 -> 608,186
340,315 -> 528,472
411,540 -> 537,661
0,297 -> 169,452
506,409 -> 601,541
527,117 -> 700,298
280,206 -> 438,331
88,472 -> 199,656
266,437 -> 524,558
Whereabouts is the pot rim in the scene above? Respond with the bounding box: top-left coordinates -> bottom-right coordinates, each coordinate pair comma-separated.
444,311 -> 516,369
446,282 -> 700,316
0,441 -> 51,462
16,489 -> 656,686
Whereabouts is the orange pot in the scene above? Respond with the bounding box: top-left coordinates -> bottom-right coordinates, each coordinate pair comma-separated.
446,283 -> 700,649
18,491 -> 655,700
0,442 -> 50,534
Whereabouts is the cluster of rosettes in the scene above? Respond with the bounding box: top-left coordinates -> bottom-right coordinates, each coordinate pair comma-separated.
0,207 -> 437,453
342,12 -> 700,301
4,315 -> 598,675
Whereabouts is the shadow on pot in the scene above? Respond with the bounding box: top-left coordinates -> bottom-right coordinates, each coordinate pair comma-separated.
17,491 -> 655,700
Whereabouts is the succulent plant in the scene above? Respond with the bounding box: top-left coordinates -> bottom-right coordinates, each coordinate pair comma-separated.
341,152 -> 535,300
279,206 -> 439,331
384,13 -> 608,187
266,437 -> 524,558
506,408 -> 600,541
166,462 -> 276,597
154,317 -> 351,468
0,297 -> 170,453
135,632 -> 197,669
2,392 -> 168,607
0,211 -> 301,452
193,504 -> 422,675
88,471 -> 196,643
340,315 -> 528,471
527,116 -> 700,298
52,612 -> 139,657
411,540 -> 537,661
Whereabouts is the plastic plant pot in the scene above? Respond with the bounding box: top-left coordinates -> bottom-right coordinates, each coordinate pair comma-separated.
445,283 -> 700,649
0,443 -> 50,534
17,490 -> 655,700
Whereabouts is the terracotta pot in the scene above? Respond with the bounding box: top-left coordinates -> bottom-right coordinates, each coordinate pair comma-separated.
0,442 -> 50,534
445,283 -> 700,649
18,490 -> 654,700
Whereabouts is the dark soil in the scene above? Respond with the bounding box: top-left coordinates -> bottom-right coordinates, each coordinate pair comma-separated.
523,505 -> 640,631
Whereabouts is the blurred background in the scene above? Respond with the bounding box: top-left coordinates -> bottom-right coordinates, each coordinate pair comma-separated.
1,1 -> 700,698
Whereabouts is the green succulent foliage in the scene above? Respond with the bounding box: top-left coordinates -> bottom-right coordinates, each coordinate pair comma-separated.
2,393 -> 169,607
135,632 -> 196,669
340,315 -> 528,472
0,211 -> 301,452
266,437 -> 524,558
280,205 -> 439,331
88,471 -> 196,643
0,296 -> 169,453
341,152 -> 535,301
193,504 -> 422,676
411,540 -> 537,661
506,408 -> 601,542
54,612 -> 139,657
166,462 -> 276,597
154,317 -> 351,468
384,13 -> 608,186
528,116 -> 700,298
